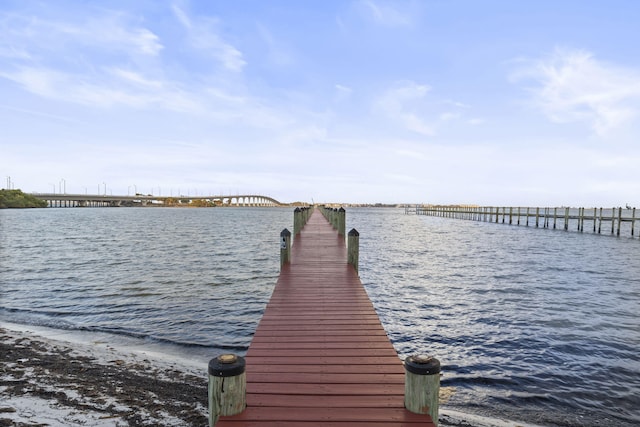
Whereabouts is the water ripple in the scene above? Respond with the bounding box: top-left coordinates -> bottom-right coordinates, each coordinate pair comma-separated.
1,207 -> 639,426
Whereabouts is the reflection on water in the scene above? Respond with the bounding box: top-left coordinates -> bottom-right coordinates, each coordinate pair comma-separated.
1,207 -> 639,426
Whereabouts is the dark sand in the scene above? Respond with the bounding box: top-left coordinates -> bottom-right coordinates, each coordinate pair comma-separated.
1,326 -> 207,426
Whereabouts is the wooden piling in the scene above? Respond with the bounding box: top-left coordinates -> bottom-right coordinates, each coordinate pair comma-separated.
348,228 -> 360,274
338,207 -> 346,236
632,208 -> 636,237
617,207 -> 622,237
544,207 -> 549,228
404,355 -> 441,427
611,208 -> 615,235
208,354 -> 246,427
293,208 -> 302,235
280,228 -> 291,268
598,207 -> 603,234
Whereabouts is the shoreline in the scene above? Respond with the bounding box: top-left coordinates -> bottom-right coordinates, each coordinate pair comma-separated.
1,322 -> 544,427
1,322 -> 208,426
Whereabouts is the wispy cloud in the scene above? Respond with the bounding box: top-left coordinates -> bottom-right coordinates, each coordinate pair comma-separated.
0,9 -> 163,58
374,81 -> 475,136
375,80 -> 435,136
356,0 -> 415,27
0,65 -> 205,112
0,3 -> 254,116
171,4 -> 246,72
257,23 -> 294,67
468,118 -> 485,125
512,48 -> 640,136
334,84 -> 353,103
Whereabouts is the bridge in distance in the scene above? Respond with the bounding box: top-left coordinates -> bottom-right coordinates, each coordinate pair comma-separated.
31,193 -> 284,208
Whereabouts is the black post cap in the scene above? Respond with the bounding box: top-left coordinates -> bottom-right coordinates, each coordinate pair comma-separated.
405,355 -> 441,375
208,354 -> 246,377
280,228 -> 291,237
348,228 -> 359,237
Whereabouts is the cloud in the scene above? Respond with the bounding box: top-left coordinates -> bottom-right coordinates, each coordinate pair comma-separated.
335,84 -> 352,94
0,4 -> 252,116
513,48 -> 640,136
257,24 -> 294,67
374,81 -> 481,136
333,84 -> 353,103
1,66 -> 205,112
0,8 -> 163,58
171,4 -> 246,72
356,0 -> 414,27
374,81 -> 436,136
439,112 -> 460,121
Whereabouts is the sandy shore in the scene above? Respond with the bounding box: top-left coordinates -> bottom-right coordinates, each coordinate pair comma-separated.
1,323 -> 208,426
1,323 -> 543,427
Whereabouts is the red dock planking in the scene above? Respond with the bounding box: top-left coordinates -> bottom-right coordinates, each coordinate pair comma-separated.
216,209 -> 435,426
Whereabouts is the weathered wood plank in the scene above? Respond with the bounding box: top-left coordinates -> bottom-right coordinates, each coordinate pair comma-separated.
219,407 -> 429,422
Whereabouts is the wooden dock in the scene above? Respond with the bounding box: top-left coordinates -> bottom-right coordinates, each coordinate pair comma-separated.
409,205 -> 638,238
215,209 -> 435,426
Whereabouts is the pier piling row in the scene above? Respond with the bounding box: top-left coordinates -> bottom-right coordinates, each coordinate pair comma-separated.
408,206 -> 638,238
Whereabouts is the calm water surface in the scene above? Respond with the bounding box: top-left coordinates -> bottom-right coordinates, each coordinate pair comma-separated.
1,207 -> 638,426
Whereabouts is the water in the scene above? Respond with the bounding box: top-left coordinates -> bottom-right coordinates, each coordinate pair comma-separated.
1,207 -> 639,426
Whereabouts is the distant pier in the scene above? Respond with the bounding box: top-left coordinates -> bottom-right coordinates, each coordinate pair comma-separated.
408,205 -> 638,238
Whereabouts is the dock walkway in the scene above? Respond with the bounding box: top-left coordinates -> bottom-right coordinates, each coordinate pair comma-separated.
216,209 -> 435,426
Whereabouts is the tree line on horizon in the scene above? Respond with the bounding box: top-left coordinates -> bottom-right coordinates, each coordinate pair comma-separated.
0,189 -> 48,208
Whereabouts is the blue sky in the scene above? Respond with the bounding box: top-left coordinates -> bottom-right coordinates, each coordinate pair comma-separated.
1,0 -> 639,205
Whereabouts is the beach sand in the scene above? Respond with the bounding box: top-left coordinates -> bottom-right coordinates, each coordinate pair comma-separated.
1,323 -> 543,427
1,323 -> 208,426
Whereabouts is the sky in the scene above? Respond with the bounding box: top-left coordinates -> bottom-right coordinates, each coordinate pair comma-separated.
1,0 -> 640,206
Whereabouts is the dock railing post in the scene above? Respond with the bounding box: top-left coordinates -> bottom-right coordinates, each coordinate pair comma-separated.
338,207 -> 346,236
404,354 -> 441,426
208,354 -> 246,427
347,228 -> 359,273
294,208 -> 302,235
305,206 -> 312,225
280,228 -> 291,268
